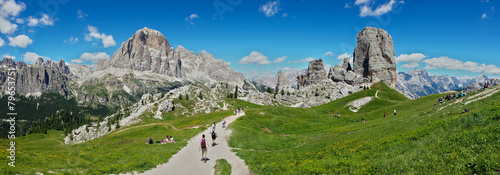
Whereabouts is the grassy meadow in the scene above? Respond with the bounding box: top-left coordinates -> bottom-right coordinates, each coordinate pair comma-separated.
228,83 -> 500,174
1,82 -> 498,174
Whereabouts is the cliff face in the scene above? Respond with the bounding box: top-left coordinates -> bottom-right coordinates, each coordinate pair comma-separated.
297,58 -> 328,89
352,27 -> 397,86
0,58 -> 70,97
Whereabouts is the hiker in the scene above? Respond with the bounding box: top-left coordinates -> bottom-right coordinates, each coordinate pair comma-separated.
222,117 -> 226,128
200,134 -> 208,160
384,112 -> 386,118
234,110 -> 237,115
211,130 -> 217,146
212,122 -> 216,131
170,136 -> 176,143
161,135 -> 168,144
146,138 -> 153,144
394,109 -> 396,116
330,111 -> 332,116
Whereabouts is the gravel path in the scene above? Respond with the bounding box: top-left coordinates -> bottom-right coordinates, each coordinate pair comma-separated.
135,112 -> 250,175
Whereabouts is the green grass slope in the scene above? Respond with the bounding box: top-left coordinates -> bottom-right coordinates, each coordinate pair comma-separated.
0,100 -> 255,174
228,82 -> 500,174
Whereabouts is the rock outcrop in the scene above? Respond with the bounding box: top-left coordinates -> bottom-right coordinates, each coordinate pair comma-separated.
327,27 -> 397,87
275,71 -> 293,93
297,58 -> 328,89
0,58 -> 70,97
35,58 -> 71,75
68,65 -> 93,78
96,59 -> 111,71
352,27 -> 397,86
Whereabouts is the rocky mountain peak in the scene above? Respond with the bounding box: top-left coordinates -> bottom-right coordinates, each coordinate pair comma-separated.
408,68 -> 429,77
297,58 -> 328,89
353,27 -> 397,86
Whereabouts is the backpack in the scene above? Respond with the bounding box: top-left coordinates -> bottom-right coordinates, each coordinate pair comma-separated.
201,139 -> 206,148
148,138 -> 153,144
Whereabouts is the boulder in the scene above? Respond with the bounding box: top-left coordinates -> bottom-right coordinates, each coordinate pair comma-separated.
276,70 -> 293,93
344,71 -> 362,85
328,65 -> 347,82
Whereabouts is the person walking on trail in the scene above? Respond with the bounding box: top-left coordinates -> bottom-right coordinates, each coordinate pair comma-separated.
212,122 -> 216,131
394,109 -> 396,116
200,134 -> 208,160
222,117 -> 226,128
384,112 -> 386,118
211,129 -> 217,146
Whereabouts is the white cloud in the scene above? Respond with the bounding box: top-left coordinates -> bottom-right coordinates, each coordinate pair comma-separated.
259,0 -> 281,17
23,52 -> 48,64
423,56 -> 500,74
185,13 -> 199,25
227,62 -> 231,66
482,13 -> 487,19
0,37 -> 4,47
8,35 -> 33,48
71,52 -> 110,64
396,53 -> 426,63
84,25 -> 116,48
337,53 -> 352,60
0,0 -> 25,17
345,3 -> 352,8
282,13 -> 288,17
77,10 -> 88,19
481,0 -> 490,2
64,37 -> 78,44
280,67 -> 303,72
0,16 -> 17,34
287,61 -> 291,64
324,51 -> 334,56
15,18 -> 23,24
27,13 -> 55,27
273,56 -> 287,63
355,0 -> 371,5
2,54 -> 14,59
0,0 -> 25,34
239,51 -> 271,65
401,62 -> 419,68
199,49 -> 210,54
357,0 -> 399,17
399,1 -> 405,4
293,57 -> 315,63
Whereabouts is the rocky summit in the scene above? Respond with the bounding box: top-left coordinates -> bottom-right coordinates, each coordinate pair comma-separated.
327,27 -> 397,87
99,27 -> 248,87
297,58 -> 328,89
353,27 -> 397,86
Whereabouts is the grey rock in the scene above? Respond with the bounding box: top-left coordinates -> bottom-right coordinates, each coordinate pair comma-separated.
297,58 -> 328,89
353,27 -> 397,86
344,71 -> 362,85
97,59 -> 111,71
328,65 -> 347,82
276,70 -> 293,93
68,65 -> 93,78
1,57 -> 16,68
158,99 -> 175,113
342,57 -> 352,71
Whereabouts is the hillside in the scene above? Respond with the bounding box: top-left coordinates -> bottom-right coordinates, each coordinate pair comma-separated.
2,82 -> 499,174
228,82 -> 500,174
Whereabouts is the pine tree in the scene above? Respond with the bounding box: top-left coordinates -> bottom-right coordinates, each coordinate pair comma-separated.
179,94 -> 183,100
186,94 -> 190,100
198,92 -> 203,99
234,86 -> 239,99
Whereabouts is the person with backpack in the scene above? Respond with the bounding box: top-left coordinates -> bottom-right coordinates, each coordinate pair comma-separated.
394,109 -> 397,116
200,134 -> 208,160
211,130 -> 217,146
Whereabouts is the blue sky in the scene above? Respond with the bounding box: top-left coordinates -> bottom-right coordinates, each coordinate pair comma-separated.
0,0 -> 498,79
